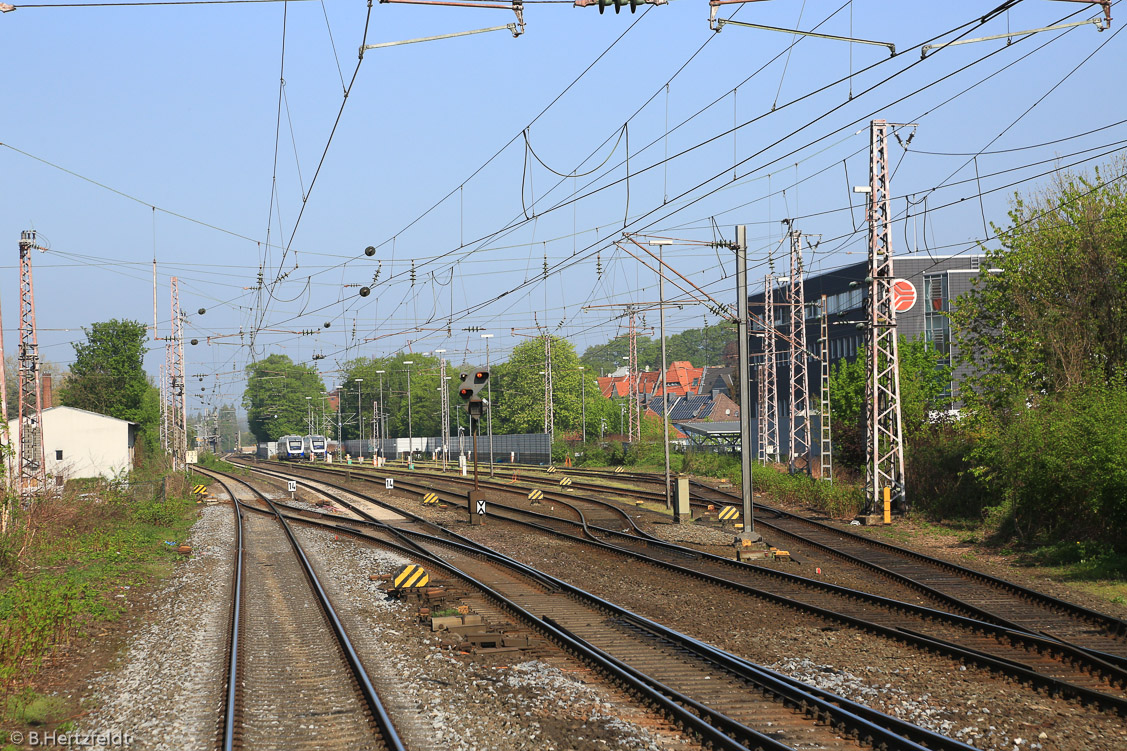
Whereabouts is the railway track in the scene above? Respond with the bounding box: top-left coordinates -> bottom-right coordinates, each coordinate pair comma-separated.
194,466 -> 404,751
215,462 -> 983,751
236,459 -> 1127,715
425,460 -> 1127,667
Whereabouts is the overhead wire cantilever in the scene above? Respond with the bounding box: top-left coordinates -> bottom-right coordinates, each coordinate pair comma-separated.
363,0 -> 525,51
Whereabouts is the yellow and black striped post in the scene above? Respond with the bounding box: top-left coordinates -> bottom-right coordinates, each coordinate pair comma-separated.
392,564 -> 429,589
528,488 -> 544,504
546,466 -> 556,474
559,477 -> 573,487
613,466 -> 624,474
718,506 -> 740,523
422,492 -> 439,506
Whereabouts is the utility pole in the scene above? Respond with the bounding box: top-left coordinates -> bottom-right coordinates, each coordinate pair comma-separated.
17,231 -> 46,498
819,295 -> 833,483
481,333 -> 495,476
863,119 -> 907,516
763,274 -> 779,463
734,225 -> 760,544
649,238 -> 674,515
787,228 -> 811,476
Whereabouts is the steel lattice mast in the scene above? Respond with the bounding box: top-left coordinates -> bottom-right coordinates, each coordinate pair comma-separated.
756,362 -> 767,464
439,355 -> 450,471
864,119 -> 906,513
543,333 -> 555,443
762,275 -> 779,463
626,310 -> 641,442
170,277 -> 187,470
17,231 -> 46,497
819,294 -> 833,483
787,229 -> 811,476
0,276 -> 12,505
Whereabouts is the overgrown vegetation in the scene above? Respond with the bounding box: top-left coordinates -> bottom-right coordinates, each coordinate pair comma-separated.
0,464 -> 197,711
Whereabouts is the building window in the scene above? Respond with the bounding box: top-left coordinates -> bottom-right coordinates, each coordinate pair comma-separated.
55,450 -> 63,460
924,273 -> 954,397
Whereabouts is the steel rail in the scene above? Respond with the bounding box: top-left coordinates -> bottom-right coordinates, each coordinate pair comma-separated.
219,464 -> 973,750
244,461 -> 1127,714
193,467 -> 407,751
240,459 -> 1127,711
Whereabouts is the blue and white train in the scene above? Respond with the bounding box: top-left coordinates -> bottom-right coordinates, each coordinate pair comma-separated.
277,435 -> 306,460
303,435 -> 327,461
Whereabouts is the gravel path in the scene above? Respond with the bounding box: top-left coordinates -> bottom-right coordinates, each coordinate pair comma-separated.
292,525 -> 703,751
77,504 -> 234,750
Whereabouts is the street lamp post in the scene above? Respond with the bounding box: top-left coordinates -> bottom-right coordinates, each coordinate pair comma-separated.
375,370 -> 386,460
436,349 -> 448,471
403,360 -> 414,463
355,378 -> 363,461
650,238 -> 674,516
306,396 -> 312,437
481,333 -> 494,476
579,365 -> 586,443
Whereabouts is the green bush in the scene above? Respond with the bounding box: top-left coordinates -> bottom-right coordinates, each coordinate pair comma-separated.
970,376 -> 1127,550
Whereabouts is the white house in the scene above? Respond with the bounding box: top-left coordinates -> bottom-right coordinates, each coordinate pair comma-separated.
7,406 -> 138,484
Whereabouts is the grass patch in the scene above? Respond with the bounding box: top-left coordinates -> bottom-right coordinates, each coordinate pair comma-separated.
4,690 -> 68,726
0,467 -> 198,722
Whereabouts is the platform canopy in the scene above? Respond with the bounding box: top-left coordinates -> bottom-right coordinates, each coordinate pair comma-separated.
673,421 -> 742,453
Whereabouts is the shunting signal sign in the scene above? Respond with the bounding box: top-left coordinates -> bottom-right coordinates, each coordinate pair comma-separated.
192,485 -> 207,496
392,564 -> 429,589
559,477 -> 573,487
613,467 -> 624,474
528,489 -> 544,502
546,466 -> 557,473
718,506 -> 740,522
422,492 -> 439,506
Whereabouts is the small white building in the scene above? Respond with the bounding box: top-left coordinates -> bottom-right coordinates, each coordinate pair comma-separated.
7,406 -> 138,484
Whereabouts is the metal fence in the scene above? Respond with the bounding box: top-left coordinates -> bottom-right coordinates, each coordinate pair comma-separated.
337,432 -> 550,465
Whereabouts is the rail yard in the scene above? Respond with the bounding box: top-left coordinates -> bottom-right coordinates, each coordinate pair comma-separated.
56,456 -> 1122,751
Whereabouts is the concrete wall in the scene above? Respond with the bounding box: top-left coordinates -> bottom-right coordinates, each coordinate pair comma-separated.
8,406 -> 134,482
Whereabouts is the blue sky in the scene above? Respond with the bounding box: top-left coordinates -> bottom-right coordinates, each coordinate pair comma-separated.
0,0 -> 1123,416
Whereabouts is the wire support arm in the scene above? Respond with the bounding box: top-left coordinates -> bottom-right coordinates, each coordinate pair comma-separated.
922,16 -> 1107,57
713,16 -> 896,56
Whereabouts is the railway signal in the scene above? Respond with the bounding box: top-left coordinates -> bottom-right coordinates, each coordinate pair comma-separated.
458,367 -> 490,419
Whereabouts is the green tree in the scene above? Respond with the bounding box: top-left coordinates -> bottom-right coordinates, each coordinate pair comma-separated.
949,160 -> 1127,547
340,354 -> 446,441
953,161 -> 1127,407
59,320 -> 150,421
664,321 -> 735,366
493,336 -> 583,435
827,337 -> 952,469
243,355 -> 326,441
58,319 -> 160,453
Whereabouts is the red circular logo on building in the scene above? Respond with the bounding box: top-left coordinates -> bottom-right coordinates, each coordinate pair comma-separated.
892,279 -> 917,312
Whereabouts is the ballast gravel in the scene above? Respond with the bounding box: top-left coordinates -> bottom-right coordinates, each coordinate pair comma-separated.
76,504 -> 234,751
292,527 -> 701,751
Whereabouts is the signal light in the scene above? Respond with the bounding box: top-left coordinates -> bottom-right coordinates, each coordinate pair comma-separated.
458,367 -> 490,418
